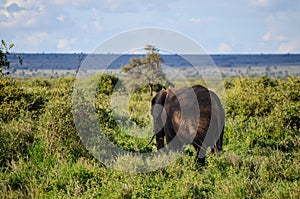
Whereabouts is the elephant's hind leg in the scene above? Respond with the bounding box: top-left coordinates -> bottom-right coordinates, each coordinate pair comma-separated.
193,143 -> 206,166
216,127 -> 224,151
212,126 -> 224,153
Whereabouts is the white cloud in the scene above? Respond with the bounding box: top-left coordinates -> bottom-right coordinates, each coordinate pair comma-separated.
277,39 -> 300,53
57,38 -> 78,51
263,31 -> 271,41
1,0 -> 299,53
189,17 -> 201,24
56,15 -> 65,22
57,39 -> 67,49
0,0 -> 45,28
263,31 -> 288,42
13,32 -> 51,51
275,34 -> 287,42
217,43 -> 232,53
4,0 -> 38,8
249,0 -> 272,8
264,7 -> 300,52
91,8 -> 102,32
247,0 -> 295,11
77,8 -> 103,32
27,32 -> 50,45
52,0 -> 172,12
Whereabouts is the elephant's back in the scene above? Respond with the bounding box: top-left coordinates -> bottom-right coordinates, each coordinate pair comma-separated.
165,85 -> 212,115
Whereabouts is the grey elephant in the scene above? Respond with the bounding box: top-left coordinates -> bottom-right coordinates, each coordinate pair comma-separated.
148,85 -> 225,165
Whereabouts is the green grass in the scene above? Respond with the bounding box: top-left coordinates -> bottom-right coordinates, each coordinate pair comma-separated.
0,75 -> 299,198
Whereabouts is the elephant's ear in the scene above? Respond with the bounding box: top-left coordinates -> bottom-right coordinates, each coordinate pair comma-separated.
152,90 -> 167,106
151,90 -> 167,117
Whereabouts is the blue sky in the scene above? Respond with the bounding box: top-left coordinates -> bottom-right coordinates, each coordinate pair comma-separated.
0,0 -> 300,53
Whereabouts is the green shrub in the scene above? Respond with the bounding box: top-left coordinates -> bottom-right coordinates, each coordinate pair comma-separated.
225,76 -> 280,118
0,77 -> 45,122
225,76 -> 300,152
96,74 -> 119,95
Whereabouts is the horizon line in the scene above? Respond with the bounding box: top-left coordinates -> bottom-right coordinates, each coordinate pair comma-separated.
9,52 -> 300,55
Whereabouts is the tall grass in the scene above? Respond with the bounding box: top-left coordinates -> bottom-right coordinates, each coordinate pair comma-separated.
0,75 -> 299,198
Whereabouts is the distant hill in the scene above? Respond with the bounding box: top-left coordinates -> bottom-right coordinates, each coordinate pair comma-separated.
8,53 -> 300,71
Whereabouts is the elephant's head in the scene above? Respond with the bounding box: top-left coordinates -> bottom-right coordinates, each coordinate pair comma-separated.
149,90 -> 168,149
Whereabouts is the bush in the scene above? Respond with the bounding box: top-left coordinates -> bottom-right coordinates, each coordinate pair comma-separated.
96,74 -> 119,95
225,76 -> 280,118
0,77 -> 45,122
225,76 -> 300,152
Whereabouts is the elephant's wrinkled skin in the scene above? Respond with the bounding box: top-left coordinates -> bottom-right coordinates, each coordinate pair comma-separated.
149,85 -> 225,164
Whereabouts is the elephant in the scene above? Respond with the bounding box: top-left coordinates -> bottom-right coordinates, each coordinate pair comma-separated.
148,85 -> 225,165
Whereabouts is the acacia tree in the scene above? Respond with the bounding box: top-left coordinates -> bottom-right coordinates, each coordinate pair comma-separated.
0,40 -> 14,76
0,40 -> 22,77
121,45 -> 166,96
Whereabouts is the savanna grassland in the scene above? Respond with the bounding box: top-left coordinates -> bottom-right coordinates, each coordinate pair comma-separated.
0,75 -> 299,198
